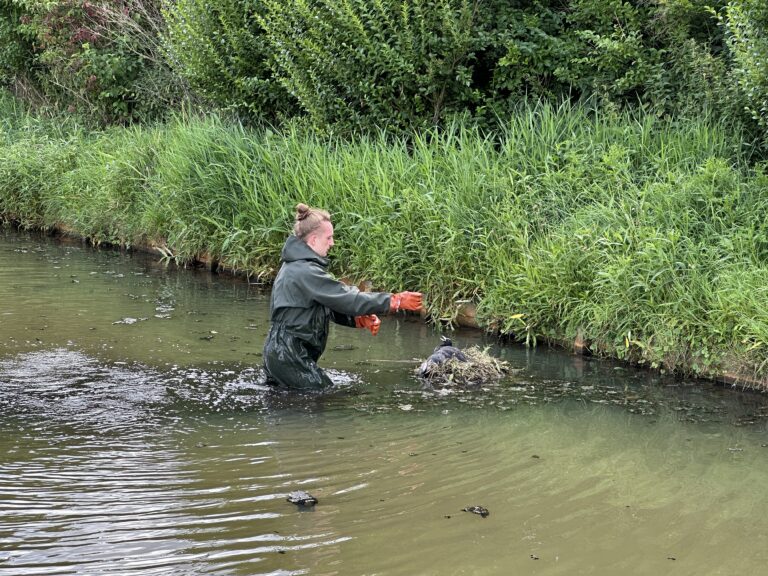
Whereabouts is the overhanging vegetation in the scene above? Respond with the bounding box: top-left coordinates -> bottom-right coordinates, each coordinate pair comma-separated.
2,94 -> 768,387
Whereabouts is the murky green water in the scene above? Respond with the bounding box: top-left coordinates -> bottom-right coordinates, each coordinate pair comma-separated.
2,226 -> 768,575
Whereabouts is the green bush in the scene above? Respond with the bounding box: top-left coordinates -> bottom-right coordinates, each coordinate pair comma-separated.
0,1 -> 35,88
163,0 -> 296,122
0,1 -> 184,124
0,0 -> 760,137
256,0 -> 479,132
476,1 -> 569,105
722,0 -> 768,131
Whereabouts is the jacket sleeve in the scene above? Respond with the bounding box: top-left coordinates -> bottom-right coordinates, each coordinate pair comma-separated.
300,262 -> 391,317
330,310 -> 356,327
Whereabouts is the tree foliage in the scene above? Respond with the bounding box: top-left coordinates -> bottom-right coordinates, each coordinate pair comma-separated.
0,0 -> 766,144
164,0 -> 744,132
0,1 -> 185,124
722,0 -> 768,129
256,0 -> 479,131
162,0 -> 296,122
0,1 -> 34,88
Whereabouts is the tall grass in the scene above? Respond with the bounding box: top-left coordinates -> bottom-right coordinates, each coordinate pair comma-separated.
2,95 -> 768,385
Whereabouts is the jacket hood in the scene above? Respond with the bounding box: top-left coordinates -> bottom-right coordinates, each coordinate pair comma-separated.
281,234 -> 328,267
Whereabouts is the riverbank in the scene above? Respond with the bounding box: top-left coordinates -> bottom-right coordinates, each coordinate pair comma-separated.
2,95 -> 768,389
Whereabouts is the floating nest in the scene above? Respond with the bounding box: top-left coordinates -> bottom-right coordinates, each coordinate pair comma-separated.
416,345 -> 510,387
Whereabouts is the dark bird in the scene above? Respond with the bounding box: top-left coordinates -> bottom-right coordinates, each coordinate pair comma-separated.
417,336 -> 468,378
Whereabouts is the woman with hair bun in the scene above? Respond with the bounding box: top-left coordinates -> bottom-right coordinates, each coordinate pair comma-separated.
263,203 -> 423,390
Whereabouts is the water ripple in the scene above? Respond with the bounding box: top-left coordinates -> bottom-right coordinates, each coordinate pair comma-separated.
0,349 -> 350,575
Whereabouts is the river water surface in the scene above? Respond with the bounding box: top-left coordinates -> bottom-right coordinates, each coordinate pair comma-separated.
2,227 -> 768,575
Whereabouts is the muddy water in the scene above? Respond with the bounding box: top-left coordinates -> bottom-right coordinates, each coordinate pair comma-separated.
2,227 -> 768,575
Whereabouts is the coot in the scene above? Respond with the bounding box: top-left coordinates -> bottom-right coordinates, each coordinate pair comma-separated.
417,336 -> 468,378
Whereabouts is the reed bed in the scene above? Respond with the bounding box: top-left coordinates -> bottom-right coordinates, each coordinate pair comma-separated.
2,94 -> 767,385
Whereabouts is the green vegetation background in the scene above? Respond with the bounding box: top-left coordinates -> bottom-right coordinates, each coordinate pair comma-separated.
2,1 -> 768,385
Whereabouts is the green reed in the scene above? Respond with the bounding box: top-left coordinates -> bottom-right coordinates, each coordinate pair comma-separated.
2,97 -> 767,384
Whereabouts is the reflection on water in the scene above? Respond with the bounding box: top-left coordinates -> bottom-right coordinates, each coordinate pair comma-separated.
3,227 -> 768,575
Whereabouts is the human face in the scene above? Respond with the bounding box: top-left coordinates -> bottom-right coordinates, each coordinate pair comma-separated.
306,220 -> 334,258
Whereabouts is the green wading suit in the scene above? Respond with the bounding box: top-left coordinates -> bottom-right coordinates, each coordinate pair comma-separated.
263,235 -> 391,390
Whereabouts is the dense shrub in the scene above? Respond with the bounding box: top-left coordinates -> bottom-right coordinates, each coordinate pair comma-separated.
0,1 -> 184,124
1,0 -> 763,138
162,0 -> 295,122
257,0 -> 479,131
722,0 -> 768,130
0,1 -> 35,91
162,0 -> 752,135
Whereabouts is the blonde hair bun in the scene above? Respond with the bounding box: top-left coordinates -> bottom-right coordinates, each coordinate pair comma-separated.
296,203 -> 310,221
293,203 -> 331,239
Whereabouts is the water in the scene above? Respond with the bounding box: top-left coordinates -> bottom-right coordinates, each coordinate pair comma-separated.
2,227 -> 768,575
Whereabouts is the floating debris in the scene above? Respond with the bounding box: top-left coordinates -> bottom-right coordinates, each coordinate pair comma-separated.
462,505 -> 489,518
112,317 -> 147,325
332,344 -> 356,351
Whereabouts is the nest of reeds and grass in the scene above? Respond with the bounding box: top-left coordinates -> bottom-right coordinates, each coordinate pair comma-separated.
416,345 -> 510,387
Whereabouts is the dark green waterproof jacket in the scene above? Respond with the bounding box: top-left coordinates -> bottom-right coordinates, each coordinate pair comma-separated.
263,235 -> 391,390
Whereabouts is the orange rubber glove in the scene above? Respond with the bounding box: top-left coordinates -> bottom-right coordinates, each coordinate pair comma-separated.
389,291 -> 423,313
355,314 -> 381,336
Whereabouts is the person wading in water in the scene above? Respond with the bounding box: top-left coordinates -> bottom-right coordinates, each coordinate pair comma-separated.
263,203 -> 423,390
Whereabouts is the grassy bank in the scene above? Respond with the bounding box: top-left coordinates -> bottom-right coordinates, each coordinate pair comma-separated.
2,93 -> 768,387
